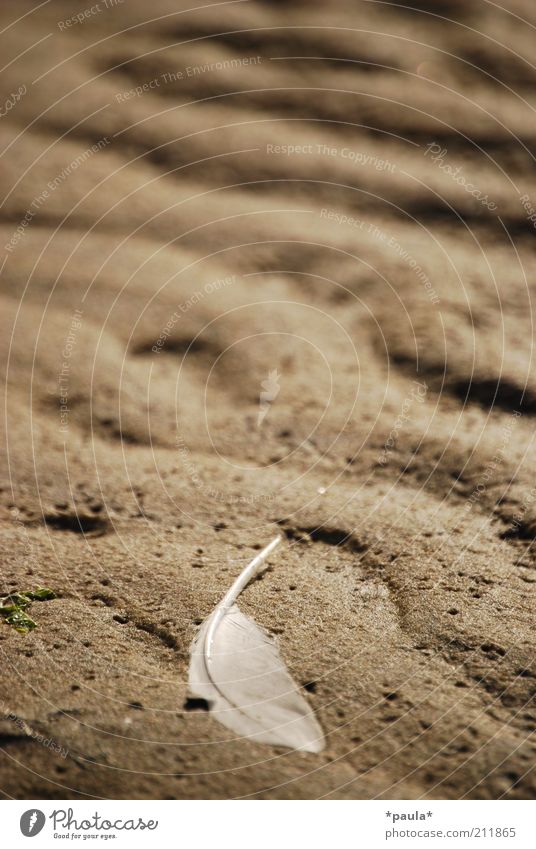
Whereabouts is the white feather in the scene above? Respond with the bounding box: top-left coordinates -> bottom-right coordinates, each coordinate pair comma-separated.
188,536 -> 324,753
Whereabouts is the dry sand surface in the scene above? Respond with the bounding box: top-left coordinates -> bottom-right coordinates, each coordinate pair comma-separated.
1,0 -> 536,799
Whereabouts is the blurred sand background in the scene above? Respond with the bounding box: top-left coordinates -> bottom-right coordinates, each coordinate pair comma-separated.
1,0 -> 536,799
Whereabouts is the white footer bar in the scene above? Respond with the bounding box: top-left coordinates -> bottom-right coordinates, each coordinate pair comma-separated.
3,799 -> 535,848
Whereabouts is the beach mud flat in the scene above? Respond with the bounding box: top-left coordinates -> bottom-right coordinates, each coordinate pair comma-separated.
0,0 -> 536,799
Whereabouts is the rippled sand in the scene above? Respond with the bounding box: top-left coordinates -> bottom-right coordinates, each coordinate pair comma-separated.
1,0 -> 536,799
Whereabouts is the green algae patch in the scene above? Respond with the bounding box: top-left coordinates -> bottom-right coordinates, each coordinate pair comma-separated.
0,588 -> 56,634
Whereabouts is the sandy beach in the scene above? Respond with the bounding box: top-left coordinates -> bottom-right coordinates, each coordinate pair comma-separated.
1,0 -> 536,799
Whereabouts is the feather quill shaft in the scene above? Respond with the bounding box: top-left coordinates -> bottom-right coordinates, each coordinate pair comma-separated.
189,536 -> 324,753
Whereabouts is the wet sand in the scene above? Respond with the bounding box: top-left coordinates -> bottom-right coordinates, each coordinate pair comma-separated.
1,0 -> 536,799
